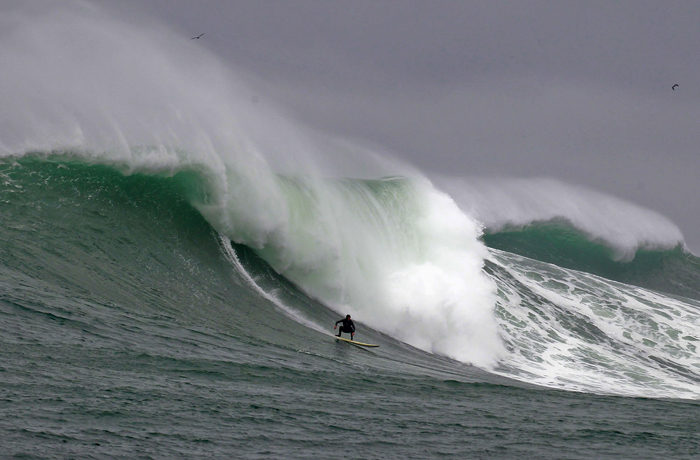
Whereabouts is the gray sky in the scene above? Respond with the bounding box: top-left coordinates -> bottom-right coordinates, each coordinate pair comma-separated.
100,0 -> 700,251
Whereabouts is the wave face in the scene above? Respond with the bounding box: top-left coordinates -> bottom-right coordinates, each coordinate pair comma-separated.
1,0 -> 698,406
1,155 -> 504,370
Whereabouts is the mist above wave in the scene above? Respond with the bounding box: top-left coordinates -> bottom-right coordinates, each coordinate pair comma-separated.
439,176 -> 685,261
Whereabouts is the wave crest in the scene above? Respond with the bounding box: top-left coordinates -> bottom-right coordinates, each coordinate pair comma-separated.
439,176 -> 685,260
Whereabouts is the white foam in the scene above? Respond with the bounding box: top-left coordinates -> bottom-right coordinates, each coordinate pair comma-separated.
490,249 -> 700,399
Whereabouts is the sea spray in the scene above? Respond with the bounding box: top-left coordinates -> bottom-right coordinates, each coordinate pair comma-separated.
196,173 -> 505,367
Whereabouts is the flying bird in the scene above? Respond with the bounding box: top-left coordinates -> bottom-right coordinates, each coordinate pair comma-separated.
191,33 -> 205,40
672,83 -> 679,91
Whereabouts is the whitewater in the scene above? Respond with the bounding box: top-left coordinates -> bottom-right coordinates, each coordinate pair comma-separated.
1,2 -> 699,458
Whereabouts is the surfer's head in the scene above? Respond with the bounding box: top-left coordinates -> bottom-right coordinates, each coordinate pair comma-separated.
346,314 -> 351,319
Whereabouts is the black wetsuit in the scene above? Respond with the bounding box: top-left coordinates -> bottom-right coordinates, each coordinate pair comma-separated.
335,318 -> 355,337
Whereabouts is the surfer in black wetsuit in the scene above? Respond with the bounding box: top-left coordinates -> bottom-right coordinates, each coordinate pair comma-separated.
334,314 -> 355,340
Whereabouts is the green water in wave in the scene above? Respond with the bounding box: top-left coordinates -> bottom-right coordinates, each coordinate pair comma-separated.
1,158 -> 698,458
484,220 -> 700,300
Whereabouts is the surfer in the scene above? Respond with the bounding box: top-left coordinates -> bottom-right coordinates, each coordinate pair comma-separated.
334,314 -> 355,340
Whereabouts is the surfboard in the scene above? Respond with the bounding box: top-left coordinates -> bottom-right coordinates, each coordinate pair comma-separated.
335,336 -> 379,347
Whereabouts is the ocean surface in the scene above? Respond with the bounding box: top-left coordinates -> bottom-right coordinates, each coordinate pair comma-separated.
1,156 -> 698,459
1,4 -> 699,458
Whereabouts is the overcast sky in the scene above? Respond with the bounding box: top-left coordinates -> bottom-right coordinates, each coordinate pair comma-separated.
97,1 -> 700,251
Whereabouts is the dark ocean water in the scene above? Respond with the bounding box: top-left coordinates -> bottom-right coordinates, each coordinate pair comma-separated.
1,158 -> 699,459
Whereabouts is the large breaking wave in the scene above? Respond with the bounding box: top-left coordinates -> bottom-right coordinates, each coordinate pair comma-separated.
0,2 -> 503,367
2,1 -> 698,398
